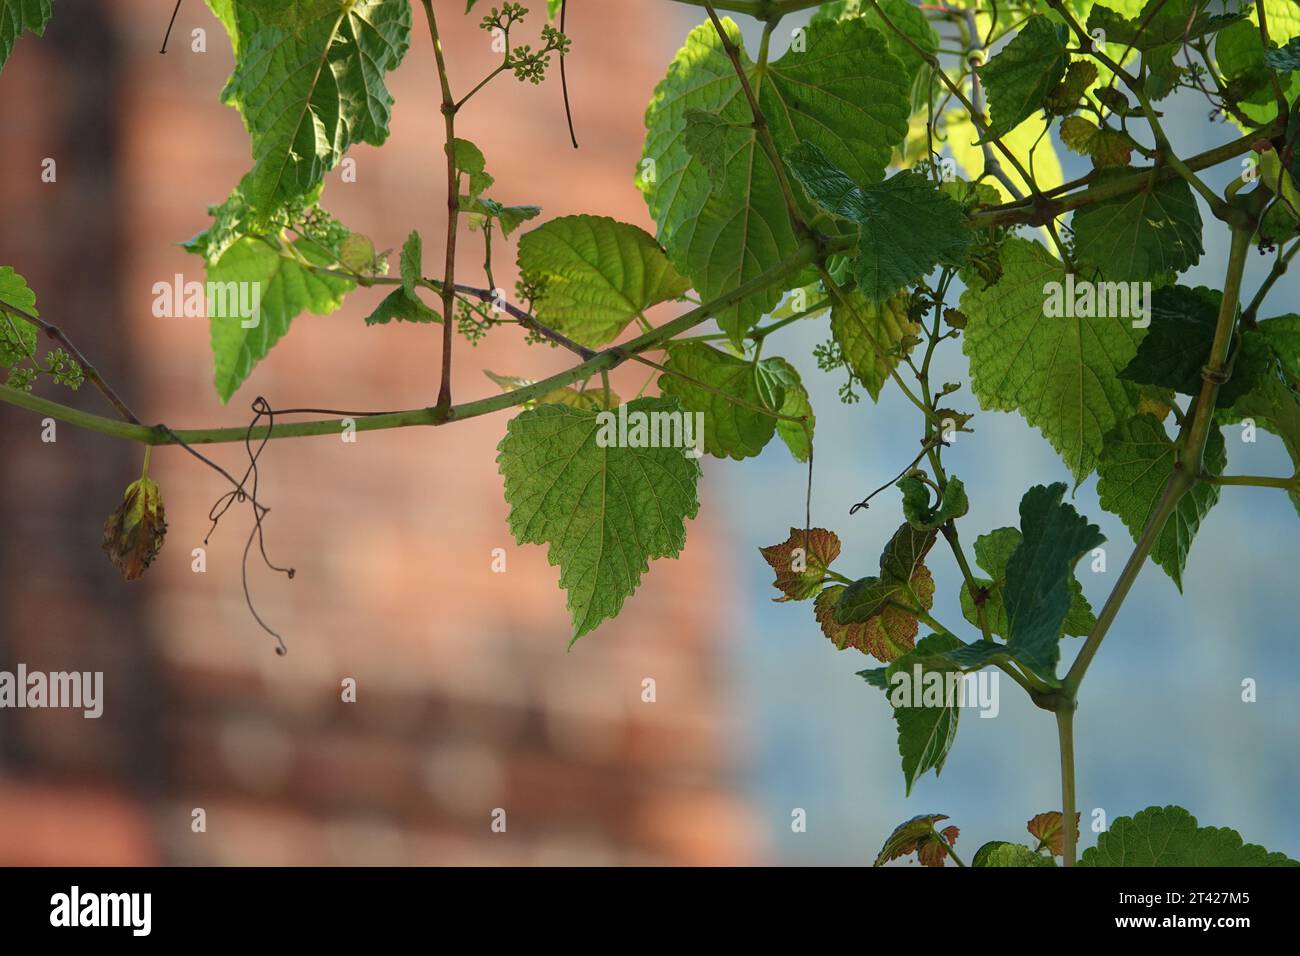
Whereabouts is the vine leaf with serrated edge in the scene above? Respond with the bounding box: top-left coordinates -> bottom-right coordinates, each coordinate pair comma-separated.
497,397 -> 702,643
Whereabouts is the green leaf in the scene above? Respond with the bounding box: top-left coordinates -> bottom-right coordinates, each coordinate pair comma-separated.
972,842 -> 1057,867
786,143 -> 973,303
1218,367 -> 1300,516
959,526 -> 1096,639
1071,172 -> 1204,281
756,356 -> 815,462
464,197 -> 542,239
898,475 -> 969,531
0,265 -> 38,369
1089,1 -> 1244,53
1257,314 -> 1300,384
1265,36 -> 1300,71
641,16 -> 910,343
885,631 -> 964,796
338,233 -> 375,272
818,0 -> 942,111
1215,17 -> 1300,125
364,287 -> 440,326
453,137 -> 494,199
830,290 -> 920,402
206,237 -> 354,402
518,215 -> 691,348
976,16 -> 1068,141
823,524 -> 936,663
482,370 -> 617,411
680,109 -> 734,184
997,483 -> 1105,676
181,182 -> 265,268
659,343 -> 774,459
1081,805 -> 1298,866
945,484 -> 1104,677
497,397 -> 702,642
837,524 -> 935,622
961,238 -> 1144,482
0,0 -> 50,75
1059,116 -> 1132,167
1096,413 -> 1226,590
1119,285 -> 1267,406
219,0 -> 412,214
400,230 -> 423,297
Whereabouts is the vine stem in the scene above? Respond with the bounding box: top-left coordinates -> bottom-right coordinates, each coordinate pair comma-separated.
418,0 -> 459,416
1205,473 -> 1300,491
0,301 -> 140,424
862,0 -> 1039,195
0,238 -> 834,447
701,2 -> 810,237
1056,707 -> 1078,867
1064,222 -> 1254,694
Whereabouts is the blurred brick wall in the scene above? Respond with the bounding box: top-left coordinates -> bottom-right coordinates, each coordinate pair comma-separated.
0,0 -> 760,865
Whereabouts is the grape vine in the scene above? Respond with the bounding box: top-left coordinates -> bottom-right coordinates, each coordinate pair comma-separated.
3,0 -> 1300,866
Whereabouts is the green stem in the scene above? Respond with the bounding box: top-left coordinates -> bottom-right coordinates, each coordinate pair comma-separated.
941,523 -> 992,644
1065,220 -> 1254,695
419,0 -> 460,413
0,239 -> 831,447
1205,473 -> 1300,491
973,125 -> 1278,229
1056,707 -> 1078,867
702,3 -> 809,237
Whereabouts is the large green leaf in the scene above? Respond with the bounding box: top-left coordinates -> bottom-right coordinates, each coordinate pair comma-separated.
1071,173 -> 1204,281
786,142 -> 972,303
811,0 -> 940,110
517,215 -> 690,348
961,238 -> 1144,481
944,484 -> 1103,678
206,237 -> 354,402
884,632 -> 964,796
976,15 -> 1068,141
217,0 -> 412,214
658,342 -> 775,459
641,16 -> 910,343
0,0 -> 50,74
959,526 -> 1095,639
830,291 -> 920,402
1081,805 -> 1298,866
497,397 -> 702,642
1089,0 -> 1245,52
998,483 -> 1104,675
1096,413 -> 1226,590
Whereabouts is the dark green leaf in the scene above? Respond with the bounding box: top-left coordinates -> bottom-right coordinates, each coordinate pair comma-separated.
976,16 -> 1068,141
1072,173 -> 1203,281
1097,414 -> 1226,589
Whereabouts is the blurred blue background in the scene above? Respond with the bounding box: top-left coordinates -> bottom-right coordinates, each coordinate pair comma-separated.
706,6 -> 1300,864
